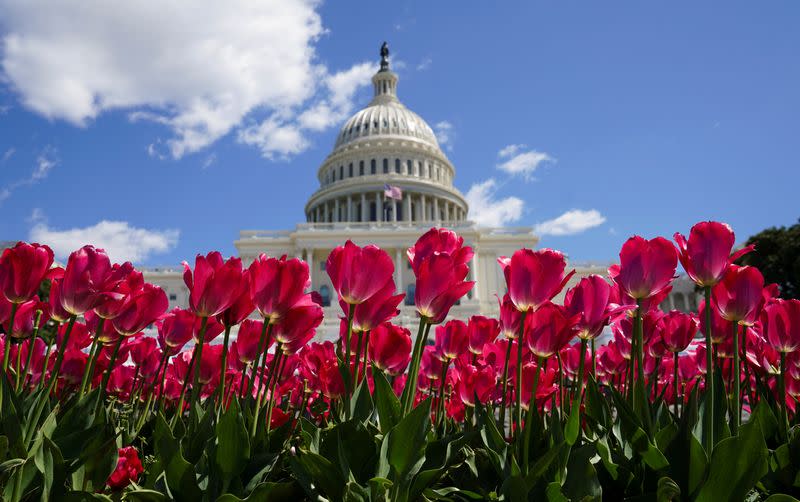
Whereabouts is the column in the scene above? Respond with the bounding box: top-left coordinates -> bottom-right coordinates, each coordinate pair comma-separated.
360,193 -> 367,222
404,194 -> 411,222
347,195 -> 353,222
376,192 -> 383,222
392,200 -> 398,222
305,249 -> 314,290
323,202 -> 329,223
395,249 -> 404,292
334,198 -> 340,222
420,194 -> 427,221
470,250 -> 481,301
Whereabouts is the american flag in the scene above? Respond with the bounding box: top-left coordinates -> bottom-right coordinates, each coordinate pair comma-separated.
383,184 -> 403,200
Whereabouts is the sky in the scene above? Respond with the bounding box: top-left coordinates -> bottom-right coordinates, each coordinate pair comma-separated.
0,1 -> 798,266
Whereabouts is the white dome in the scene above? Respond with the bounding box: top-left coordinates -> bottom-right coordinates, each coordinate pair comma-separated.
334,101 -> 440,151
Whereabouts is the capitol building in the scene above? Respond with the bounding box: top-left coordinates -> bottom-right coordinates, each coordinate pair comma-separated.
143,44 -> 695,339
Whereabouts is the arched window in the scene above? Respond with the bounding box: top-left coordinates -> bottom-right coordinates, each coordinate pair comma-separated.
406,159 -> 412,174
339,165 -> 344,179
395,158 -> 401,173
319,285 -> 331,307
359,160 -> 364,176
405,284 -> 416,306
348,163 -> 353,177
371,159 -> 376,174
383,158 -> 389,173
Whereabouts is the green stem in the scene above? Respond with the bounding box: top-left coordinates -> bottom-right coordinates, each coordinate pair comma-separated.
703,286 -> 714,456
514,310 -> 529,441
264,349 -> 287,440
98,336 -> 124,405
153,349 -> 170,413
255,324 -> 276,406
571,339 -> 588,426
673,352 -> 680,419
498,337 -> 514,434
216,325 -> 232,412
361,331 -> 370,382
633,302 -> 644,406
171,345 -> 198,427
252,344 -> 282,439
353,330 -> 364,385
188,317 -> 209,411
522,355 -> 544,474
79,317 -> 104,395
2,302 -> 19,377
401,319 -> 430,416
20,310 -> 43,390
731,322 -> 740,436
436,359 -> 449,429
591,338 -> 597,379
248,321 -> 270,399
46,315 -> 77,393
779,352 -> 788,441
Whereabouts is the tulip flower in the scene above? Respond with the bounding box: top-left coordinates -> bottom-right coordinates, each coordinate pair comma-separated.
157,309 -> 197,355
249,255 -> 309,323
497,294 -> 522,429
674,221 -> 753,288
60,245 -> 115,316
183,252 -> 244,318
524,303 -> 576,360
564,275 -> 612,340
456,364 -> 497,407
609,236 -> 677,301
342,280 -> 405,333
327,241 -> 394,305
107,447 -> 144,491
46,279 -> 72,323
112,284 -> 168,337
713,265 -> 765,326
94,263 -> 143,320
0,241 -> 55,304
235,319 -> 268,364
401,229 -> 474,417
435,320 -> 469,360
467,316 -> 500,356
760,298 -> 800,439
659,311 -> 699,354
368,322 -> 412,375
498,248 -> 575,314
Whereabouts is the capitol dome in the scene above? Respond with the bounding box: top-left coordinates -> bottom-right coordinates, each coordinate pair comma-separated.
305,43 -> 469,225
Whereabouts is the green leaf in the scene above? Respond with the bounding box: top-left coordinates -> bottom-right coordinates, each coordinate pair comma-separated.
34,437 -> 65,502
584,376 -> 611,430
214,481 -> 302,501
764,496 -> 800,502
122,489 -> 169,501
215,399 -> 250,485
153,414 -> 202,501
750,398 -> 778,443
611,390 -> 669,471
663,420 -> 706,499
525,441 -> 566,488
656,476 -> 680,502
500,474 -> 528,502
291,450 -> 347,500
565,398 -> 581,445
373,367 -> 402,434
561,444 -> 602,501
694,417 -> 769,502
59,492 -> 114,501
350,379 -> 374,423
593,435 -> 619,480
383,397 -> 432,500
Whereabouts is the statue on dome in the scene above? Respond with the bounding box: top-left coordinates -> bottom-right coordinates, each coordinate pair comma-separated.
380,41 -> 390,71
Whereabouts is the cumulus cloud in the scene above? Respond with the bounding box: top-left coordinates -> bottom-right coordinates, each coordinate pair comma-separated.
465,179 -> 524,227
534,209 -> 606,236
30,217 -> 179,263
0,1 -> 374,159
496,144 -> 555,179
434,121 -> 454,151
1,148 -> 14,162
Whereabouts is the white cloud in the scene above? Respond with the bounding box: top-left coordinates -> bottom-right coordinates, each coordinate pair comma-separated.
1,148 -> 14,162
0,1 -> 375,159
0,145 -> 57,205
434,121 -> 454,151
465,178 -> 524,227
30,218 -> 179,263
534,209 -> 606,236
201,153 -> 216,170
416,57 -> 432,71
496,144 -> 555,179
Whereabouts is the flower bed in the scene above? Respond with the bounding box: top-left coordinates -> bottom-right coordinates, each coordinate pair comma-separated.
0,223 -> 798,500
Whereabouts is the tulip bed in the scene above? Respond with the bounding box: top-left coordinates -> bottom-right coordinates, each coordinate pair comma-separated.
0,222 -> 798,501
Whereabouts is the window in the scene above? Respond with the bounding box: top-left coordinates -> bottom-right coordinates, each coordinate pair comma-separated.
371,159 -> 376,174
319,285 -> 331,307
405,284 -> 416,306
359,161 -> 364,176
339,165 -> 344,179
169,293 -> 177,301
395,158 -> 401,173
406,159 -> 412,174
320,261 -> 326,271
348,163 -> 353,177
383,158 -> 389,173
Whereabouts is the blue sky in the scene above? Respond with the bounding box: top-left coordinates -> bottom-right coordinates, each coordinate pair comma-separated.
0,1 -> 798,266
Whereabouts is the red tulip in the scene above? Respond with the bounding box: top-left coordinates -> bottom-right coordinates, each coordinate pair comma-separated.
107,447 -> 143,491
84,310 -> 121,344
524,302 -> 577,359
57,321 -> 91,351
1,297 -> 46,338
421,345 -> 444,381
183,252 -> 244,318
498,248 -> 574,313
674,221 -> 753,287
249,255 -> 309,323
342,280 -> 404,333
198,343 -> 223,385
520,360 -> 558,410
234,318 -> 268,364
761,299 -> 800,353
327,241 -> 394,305
608,280 -> 672,321
713,265 -> 764,325
659,311 -> 699,353
407,228 -> 474,274
414,253 -> 474,324
216,269 -> 253,326
698,299 -> 734,344
157,308 -> 196,355
564,275 -> 612,339
614,310 -> 665,346
609,236 -> 677,300
0,242 -> 55,304
60,245 -> 114,316
94,262 -> 143,320
456,364 -> 497,406
274,299 -> 324,354
498,294 -> 523,339
597,343 -> 627,375
368,322 -> 412,375
434,320 -> 469,360
319,358 -> 345,398
112,283 -> 168,336
46,279 -> 72,323
467,316 -> 500,355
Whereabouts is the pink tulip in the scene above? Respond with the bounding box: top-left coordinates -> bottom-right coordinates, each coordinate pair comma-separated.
94,263 -> 143,320
713,265 -> 764,325
112,283 -> 168,336
156,308 -> 196,355
217,269 -> 253,327
467,315 -> 500,355
0,242 -> 55,304
60,245 -> 114,316
414,253 -> 474,324
674,221 -> 753,287
342,280 -> 405,333
564,275 -> 612,339
368,322 -> 412,375
85,310 -> 122,344
761,299 -> 800,353
1,297 -> 46,338
249,255 -> 309,323
235,319 -> 268,364
659,311 -> 699,353
46,279 -> 72,323
498,248 -> 575,313
524,302 -> 578,359
327,241 -> 394,305
456,364 -> 497,406
434,319 -> 469,360
183,252 -> 244,318
407,228 -> 473,274
273,300 -> 324,354
498,294 -> 523,339
609,236 -> 677,300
